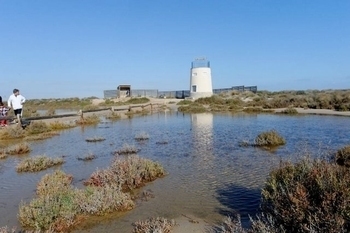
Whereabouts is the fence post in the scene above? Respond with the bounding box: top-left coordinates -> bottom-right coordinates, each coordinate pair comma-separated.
78,110 -> 84,121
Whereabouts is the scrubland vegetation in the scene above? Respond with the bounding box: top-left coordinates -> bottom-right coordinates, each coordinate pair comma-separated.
16,156 -> 64,172
1,90 -> 350,232
132,217 -> 175,233
209,144 -> 350,233
177,89 -> 350,113
17,155 -> 165,232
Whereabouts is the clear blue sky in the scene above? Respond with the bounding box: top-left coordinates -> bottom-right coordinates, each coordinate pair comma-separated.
1,1 -> 349,99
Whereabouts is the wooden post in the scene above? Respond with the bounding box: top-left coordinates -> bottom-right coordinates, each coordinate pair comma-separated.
78,110 -> 84,121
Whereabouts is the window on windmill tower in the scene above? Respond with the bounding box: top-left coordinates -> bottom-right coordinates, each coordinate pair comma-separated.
192,72 -> 197,76
192,85 -> 197,92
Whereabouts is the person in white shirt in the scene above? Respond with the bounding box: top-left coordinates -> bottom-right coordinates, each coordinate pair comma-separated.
7,88 -> 26,125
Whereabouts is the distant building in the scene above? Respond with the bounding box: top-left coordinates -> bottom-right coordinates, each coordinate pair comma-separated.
117,85 -> 131,98
190,58 -> 213,99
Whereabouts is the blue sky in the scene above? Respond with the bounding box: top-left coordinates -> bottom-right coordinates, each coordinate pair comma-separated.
1,1 -> 349,99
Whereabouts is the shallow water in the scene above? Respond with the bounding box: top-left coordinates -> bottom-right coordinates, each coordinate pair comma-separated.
1,111 -> 350,232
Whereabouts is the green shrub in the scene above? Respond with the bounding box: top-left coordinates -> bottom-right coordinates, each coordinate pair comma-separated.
178,103 -> 206,113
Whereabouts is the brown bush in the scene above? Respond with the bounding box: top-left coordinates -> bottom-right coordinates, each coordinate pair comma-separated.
261,158 -> 350,232
335,145 -> 350,167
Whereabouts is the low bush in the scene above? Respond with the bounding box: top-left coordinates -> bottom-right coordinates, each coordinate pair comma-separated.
0,127 -> 26,140
76,114 -> 100,125
114,143 -> 139,155
6,142 -> 31,155
105,112 -> 121,120
85,136 -> 105,142
49,121 -> 75,130
135,132 -> 150,141
85,155 -> 166,191
125,97 -> 150,105
26,132 -> 60,141
16,155 -> 65,172
36,170 -> 73,196
177,100 -> 193,105
280,107 -> 298,114
133,217 -> 175,233
243,107 -> 265,113
254,130 -> 285,147
26,121 -> 51,135
178,103 -> 207,113
77,153 -> 96,161
334,145 -> 350,167
74,185 -> 134,215
261,158 -> 350,232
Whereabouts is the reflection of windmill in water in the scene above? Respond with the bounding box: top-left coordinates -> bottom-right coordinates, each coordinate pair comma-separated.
191,113 -> 214,163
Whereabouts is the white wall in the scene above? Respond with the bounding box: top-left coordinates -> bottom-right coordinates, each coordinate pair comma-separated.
190,67 -> 213,98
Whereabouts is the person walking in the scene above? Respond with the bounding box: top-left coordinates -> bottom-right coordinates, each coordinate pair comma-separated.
7,88 -> 26,126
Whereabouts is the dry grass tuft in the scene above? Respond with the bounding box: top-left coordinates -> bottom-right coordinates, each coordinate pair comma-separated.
85,136 -> 106,142
84,155 -> 166,191
6,142 -> 31,155
0,126 -> 26,140
254,130 -> 286,147
76,114 -> 100,125
26,121 -> 51,135
0,226 -> 16,233
0,149 -> 7,159
49,121 -> 75,130
105,111 -> 121,120
134,132 -> 150,141
17,153 -> 166,232
209,216 -> 246,233
25,132 -> 60,141
280,107 -> 298,114
74,185 -> 134,215
132,217 -> 176,233
16,155 -> 65,172
114,143 -> 140,155
36,170 -> 73,196
77,153 -> 96,161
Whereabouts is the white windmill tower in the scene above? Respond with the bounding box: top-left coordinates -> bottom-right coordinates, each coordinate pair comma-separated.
189,57 -> 213,99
